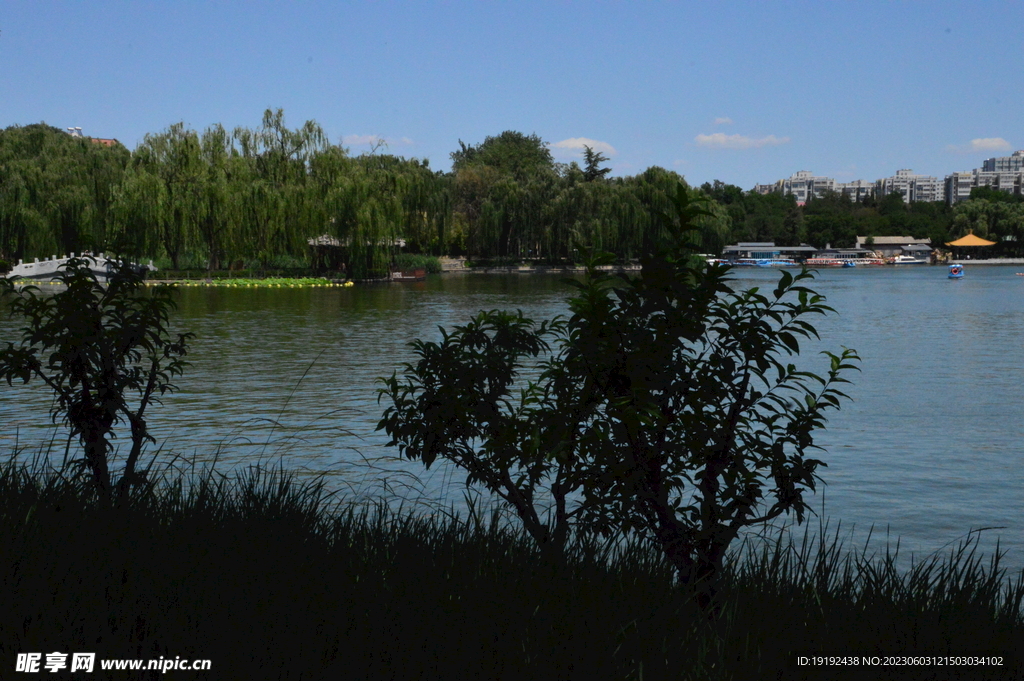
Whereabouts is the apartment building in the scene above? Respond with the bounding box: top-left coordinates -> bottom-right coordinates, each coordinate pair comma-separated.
875,169 -> 945,203
941,151 -> 1024,204
754,171 -> 837,204
835,180 -> 874,202
754,152 -> 1024,205
982,150 -> 1024,173
754,169 -> 946,204
944,172 -> 975,204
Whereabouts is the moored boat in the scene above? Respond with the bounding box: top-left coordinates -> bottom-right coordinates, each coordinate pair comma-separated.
390,268 -> 427,281
804,257 -> 845,267
891,255 -> 928,265
755,258 -> 798,267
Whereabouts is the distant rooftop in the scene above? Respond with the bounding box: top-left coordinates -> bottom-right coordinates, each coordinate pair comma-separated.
65,127 -> 121,147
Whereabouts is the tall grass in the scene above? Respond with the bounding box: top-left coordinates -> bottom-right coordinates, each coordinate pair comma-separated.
1,455 -> 1021,680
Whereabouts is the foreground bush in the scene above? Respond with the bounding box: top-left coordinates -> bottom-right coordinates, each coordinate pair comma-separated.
0,458 -> 1021,680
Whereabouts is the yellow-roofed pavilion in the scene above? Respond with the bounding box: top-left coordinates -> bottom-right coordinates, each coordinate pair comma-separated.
945,233 -> 997,247
945,231 -> 997,261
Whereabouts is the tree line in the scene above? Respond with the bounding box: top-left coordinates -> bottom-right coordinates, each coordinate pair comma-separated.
0,114 -> 730,277
702,180 -> 1024,255
3,111 -> 1022,275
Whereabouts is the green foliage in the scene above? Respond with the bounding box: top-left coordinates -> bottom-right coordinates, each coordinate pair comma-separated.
379,310 -> 570,550
2,117 -> 738,266
379,183 -> 859,607
450,130 -> 555,180
0,259 -> 192,502
2,116 -> 967,267
952,198 -> 1024,255
582,145 -> 612,182
393,252 -> 441,273
701,181 -> 955,248
4,458 -> 1021,680
970,185 -> 1024,203
0,123 -> 129,261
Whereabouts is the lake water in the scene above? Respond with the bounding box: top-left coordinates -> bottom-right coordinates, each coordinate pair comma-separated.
2,266 -> 1023,567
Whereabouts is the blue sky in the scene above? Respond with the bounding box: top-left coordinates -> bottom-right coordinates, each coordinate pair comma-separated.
2,1 -> 1021,189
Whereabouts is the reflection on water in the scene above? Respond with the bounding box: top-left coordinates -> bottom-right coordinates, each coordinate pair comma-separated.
2,267 -> 1022,566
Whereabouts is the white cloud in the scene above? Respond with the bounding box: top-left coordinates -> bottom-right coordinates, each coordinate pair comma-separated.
971,137 -> 1011,152
343,134 -> 381,146
946,137 -> 1012,154
694,133 -> 790,150
342,134 -> 415,149
550,137 -> 617,156
713,117 -> 733,126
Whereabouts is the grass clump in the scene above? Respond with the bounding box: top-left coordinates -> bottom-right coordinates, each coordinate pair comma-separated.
1,456 -> 1021,680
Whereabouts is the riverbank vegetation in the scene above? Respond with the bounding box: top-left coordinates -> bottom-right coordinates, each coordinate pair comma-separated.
10,110 -> 1021,280
1,455 -> 1021,680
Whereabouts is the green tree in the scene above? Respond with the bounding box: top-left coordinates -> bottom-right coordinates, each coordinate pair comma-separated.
0,123 -> 128,261
379,184 -> 858,607
450,131 -> 554,180
952,199 -> 1024,255
130,123 -> 207,269
0,260 -> 193,503
582,145 -> 611,182
232,109 -> 328,270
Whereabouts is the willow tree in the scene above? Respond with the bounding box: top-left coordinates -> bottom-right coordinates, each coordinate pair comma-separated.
130,123 -> 207,269
109,166 -> 167,260
232,109 -> 329,268
195,124 -> 237,271
319,154 -> 407,278
0,123 -> 128,261
952,199 -> 1024,253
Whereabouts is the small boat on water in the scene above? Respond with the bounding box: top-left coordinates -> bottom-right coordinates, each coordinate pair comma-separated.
948,263 -> 964,279
892,255 -> 928,265
804,257 -> 845,267
390,268 -> 427,281
755,258 -> 797,268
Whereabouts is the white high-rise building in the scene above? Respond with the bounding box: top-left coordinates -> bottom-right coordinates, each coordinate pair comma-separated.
944,172 -> 975,204
876,169 -> 944,203
758,171 -> 838,203
835,180 -> 874,202
982,150 -> 1024,173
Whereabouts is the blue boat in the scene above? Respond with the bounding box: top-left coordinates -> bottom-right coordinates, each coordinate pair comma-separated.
948,263 -> 964,279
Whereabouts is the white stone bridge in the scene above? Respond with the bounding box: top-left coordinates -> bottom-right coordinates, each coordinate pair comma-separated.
4,253 -> 157,282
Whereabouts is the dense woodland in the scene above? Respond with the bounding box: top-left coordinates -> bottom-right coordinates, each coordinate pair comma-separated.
3,110 -> 1024,276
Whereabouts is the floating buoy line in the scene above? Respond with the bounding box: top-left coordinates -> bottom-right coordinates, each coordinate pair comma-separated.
149,278 -> 355,288
8,278 -> 355,288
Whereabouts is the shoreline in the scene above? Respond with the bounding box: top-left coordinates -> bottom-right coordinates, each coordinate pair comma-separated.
11,258 -> 1024,287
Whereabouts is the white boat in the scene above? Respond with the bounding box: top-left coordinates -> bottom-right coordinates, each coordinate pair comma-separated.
755,258 -> 797,268
804,257 -> 845,267
891,255 -> 928,265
